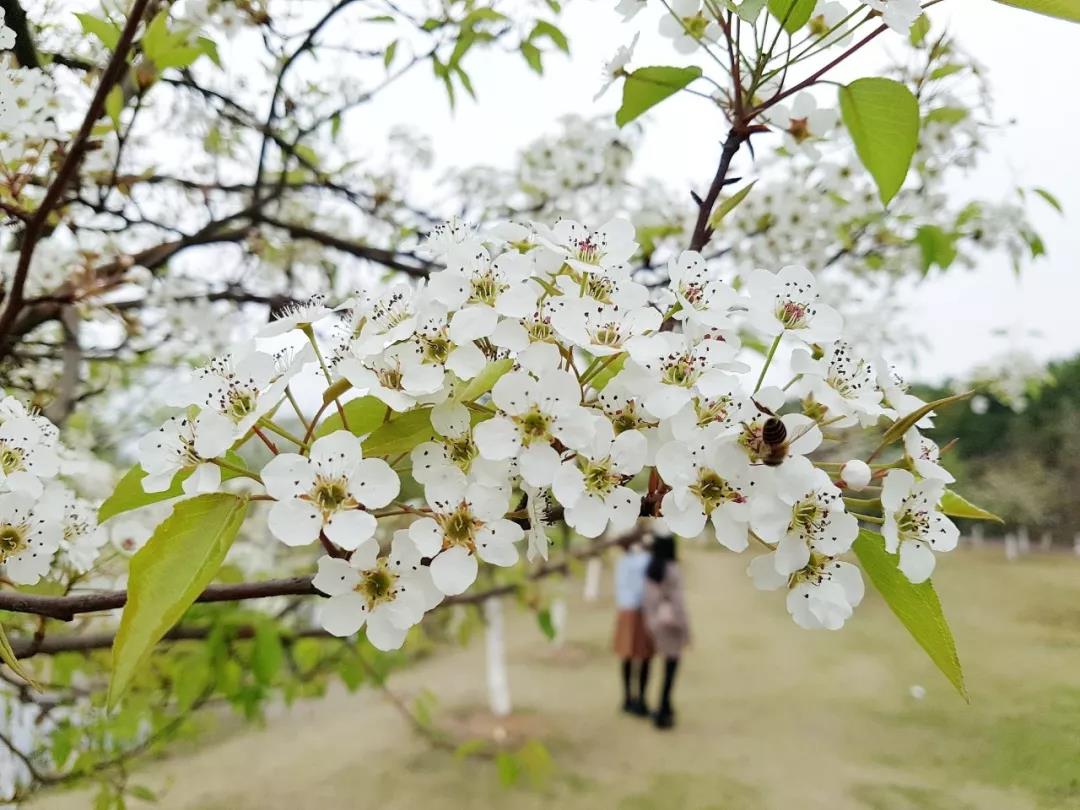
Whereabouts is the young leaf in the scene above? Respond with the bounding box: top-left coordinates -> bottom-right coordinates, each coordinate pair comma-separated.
108,494 -> 249,707
74,13 -> 121,50
529,20 -> 570,53
852,529 -> 967,699
737,0 -> 769,22
914,224 -> 957,273
252,623 -> 285,685
838,78 -> 920,205
105,85 -> 124,131
316,396 -> 388,439
708,180 -> 757,229
536,608 -> 556,641
589,353 -> 627,391
455,358 -> 513,403
362,407 -> 435,457
98,451 -> 250,523
939,490 -> 1003,523
1033,187 -> 1064,214
767,0 -> 817,33
520,42 -> 543,74
871,391 -> 973,457
615,65 -> 702,128
0,622 -> 40,690
992,0 -> 1080,22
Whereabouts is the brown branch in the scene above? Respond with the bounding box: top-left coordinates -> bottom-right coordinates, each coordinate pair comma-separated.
688,129 -> 746,254
0,0 -> 40,68
0,575 -> 315,622
0,0 -> 154,347
3,535 -> 626,657
258,216 -> 434,277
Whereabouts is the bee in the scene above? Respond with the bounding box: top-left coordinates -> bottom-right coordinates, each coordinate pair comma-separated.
745,400 -> 816,467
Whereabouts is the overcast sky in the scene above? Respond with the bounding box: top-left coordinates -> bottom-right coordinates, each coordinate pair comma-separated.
354,0 -> 1079,382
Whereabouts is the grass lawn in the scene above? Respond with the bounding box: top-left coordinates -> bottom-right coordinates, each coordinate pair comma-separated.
32,546 -> 1080,810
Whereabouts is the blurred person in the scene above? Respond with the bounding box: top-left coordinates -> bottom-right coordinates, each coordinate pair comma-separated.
642,534 -> 690,730
613,530 -> 653,717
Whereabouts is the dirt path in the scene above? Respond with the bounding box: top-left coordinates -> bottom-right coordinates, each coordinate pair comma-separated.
33,547 -> 1080,809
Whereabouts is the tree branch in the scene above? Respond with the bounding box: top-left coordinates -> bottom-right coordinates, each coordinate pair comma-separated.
0,0 -> 40,68
0,0 -> 154,349
257,216 -> 434,277
688,128 -> 745,254
3,535 -> 626,657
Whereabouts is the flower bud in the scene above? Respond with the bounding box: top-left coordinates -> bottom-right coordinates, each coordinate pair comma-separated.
841,459 -> 871,491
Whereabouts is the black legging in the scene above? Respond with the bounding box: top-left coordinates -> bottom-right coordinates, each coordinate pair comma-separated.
621,658 -> 651,702
659,657 -> 679,713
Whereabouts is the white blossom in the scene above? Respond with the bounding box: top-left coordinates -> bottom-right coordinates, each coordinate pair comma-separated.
408,479 -> 523,595
881,469 -> 959,583
262,431 -> 399,549
312,532 -> 441,649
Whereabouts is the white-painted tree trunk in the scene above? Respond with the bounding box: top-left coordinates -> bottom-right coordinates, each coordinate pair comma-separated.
1073,533 -> 1080,557
970,524 -> 984,548
550,596 -> 568,648
1017,526 -> 1031,554
583,556 -> 602,602
1040,531 -> 1053,551
483,597 -> 512,718
1004,533 -> 1018,561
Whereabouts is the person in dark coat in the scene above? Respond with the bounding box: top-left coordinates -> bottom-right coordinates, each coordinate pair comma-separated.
641,534 -> 690,729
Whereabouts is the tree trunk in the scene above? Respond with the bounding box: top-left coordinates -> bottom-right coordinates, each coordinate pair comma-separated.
483,597 -> 511,718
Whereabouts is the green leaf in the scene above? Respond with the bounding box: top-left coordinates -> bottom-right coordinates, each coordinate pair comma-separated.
928,63 -> 964,80
873,391 -> 972,455
589,354 -> 627,391
361,407 -> 434,457
128,785 -> 158,802
105,85 -> 124,131
1033,187 -> 1063,214
616,65 -> 702,127
838,78 -> 920,205
520,42 -> 543,74
767,0 -> 817,32
908,14 -> 931,45
75,13 -> 121,49
98,451 -> 249,523
536,609 -> 556,641
939,490 -> 1003,523
384,39 -> 398,69
108,494 -> 249,708
196,36 -> 222,68
454,66 -> 476,100
0,622 -> 39,690
455,358 -> 513,403
737,0 -> 769,22
708,180 -> 756,229
992,0 -> 1080,22
925,106 -> 968,125
852,529 -> 966,699
914,224 -> 957,274
495,751 -> 521,786
529,20 -> 569,52
142,10 -> 215,70
252,623 -> 285,685
316,396 -> 388,439
141,11 -> 172,58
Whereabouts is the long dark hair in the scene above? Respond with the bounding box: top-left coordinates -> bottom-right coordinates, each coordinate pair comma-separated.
646,534 -> 677,583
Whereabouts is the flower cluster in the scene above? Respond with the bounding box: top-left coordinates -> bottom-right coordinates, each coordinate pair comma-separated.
114,217 -> 965,645
0,395 -> 105,584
